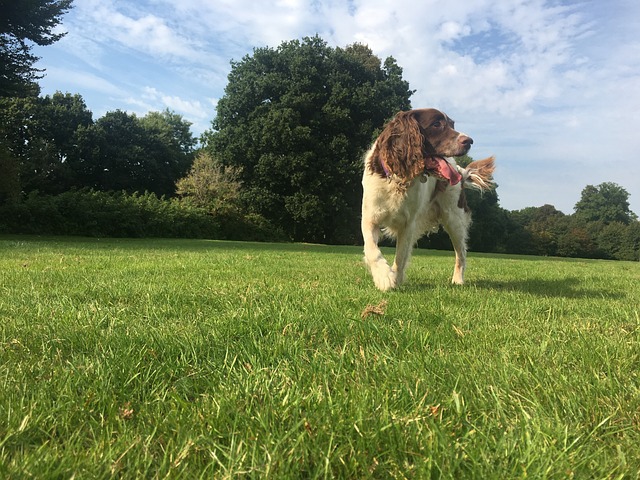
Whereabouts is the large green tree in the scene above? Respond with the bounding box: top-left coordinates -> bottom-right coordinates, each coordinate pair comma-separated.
0,0 -> 73,97
574,182 -> 637,225
140,109 -> 197,157
72,109 -> 195,196
0,92 -> 92,194
0,96 -> 195,197
139,109 -> 196,194
204,36 -> 413,243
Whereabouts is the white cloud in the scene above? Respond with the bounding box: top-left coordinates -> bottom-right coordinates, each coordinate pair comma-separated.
42,67 -> 124,97
160,96 -> 207,119
134,86 -> 207,119
63,0 -> 208,64
437,21 -> 472,42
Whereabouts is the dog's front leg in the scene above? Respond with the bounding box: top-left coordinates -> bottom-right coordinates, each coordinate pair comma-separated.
391,226 -> 414,287
442,211 -> 470,285
362,218 -> 397,291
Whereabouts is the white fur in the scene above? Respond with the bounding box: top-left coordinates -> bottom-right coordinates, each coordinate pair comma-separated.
361,146 -> 472,291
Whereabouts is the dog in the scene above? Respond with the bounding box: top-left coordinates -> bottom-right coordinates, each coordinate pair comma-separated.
361,108 -> 495,291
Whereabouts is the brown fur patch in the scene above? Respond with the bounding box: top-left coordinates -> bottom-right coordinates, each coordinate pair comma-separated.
430,180 -> 448,202
372,111 -> 427,181
458,188 -> 470,212
370,109 -> 466,182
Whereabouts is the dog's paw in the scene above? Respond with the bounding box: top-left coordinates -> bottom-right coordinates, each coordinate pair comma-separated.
374,273 -> 397,291
370,259 -> 397,291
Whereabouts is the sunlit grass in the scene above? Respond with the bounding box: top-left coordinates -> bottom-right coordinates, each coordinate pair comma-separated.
1,236 -> 639,478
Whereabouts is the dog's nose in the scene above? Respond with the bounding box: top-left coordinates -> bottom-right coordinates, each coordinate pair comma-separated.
460,135 -> 473,147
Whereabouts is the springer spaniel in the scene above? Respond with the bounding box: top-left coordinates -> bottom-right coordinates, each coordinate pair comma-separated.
361,108 -> 495,291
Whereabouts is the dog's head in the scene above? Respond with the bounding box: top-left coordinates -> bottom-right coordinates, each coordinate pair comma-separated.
371,108 -> 473,185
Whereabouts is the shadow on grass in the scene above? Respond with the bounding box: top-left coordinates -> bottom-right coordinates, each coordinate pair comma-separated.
398,275 -> 624,299
471,277 -> 624,299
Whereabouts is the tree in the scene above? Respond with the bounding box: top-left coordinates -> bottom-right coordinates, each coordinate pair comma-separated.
70,110 -> 147,193
71,109 -> 194,196
506,204 -> 568,256
595,221 -> 629,260
0,92 -> 92,194
140,109 -> 197,156
204,36 -> 413,243
556,217 -> 598,258
574,182 -> 637,225
139,109 -> 196,194
0,97 -> 196,197
0,139 -> 20,202
456,155 -> 507,252
176,151 -> 242,214
0,0 -> 73,97
503,211 -> 535,255
620,222 -> 640,261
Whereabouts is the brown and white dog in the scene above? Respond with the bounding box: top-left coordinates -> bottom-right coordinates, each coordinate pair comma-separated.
361,108 -> 495,291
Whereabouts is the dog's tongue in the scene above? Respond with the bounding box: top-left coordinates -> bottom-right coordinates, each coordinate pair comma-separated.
426,157 -> 462,185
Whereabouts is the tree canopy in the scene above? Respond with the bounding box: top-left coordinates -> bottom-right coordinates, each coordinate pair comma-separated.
0,92 -> 91,195
204,36 -> 413,243
0,0 -> 73,97
0,94 -> 195,197
574,182 -> 637,225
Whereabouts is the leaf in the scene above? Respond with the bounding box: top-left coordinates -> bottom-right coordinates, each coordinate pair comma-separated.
119,402 -> 134,420
361,300 -> 388,319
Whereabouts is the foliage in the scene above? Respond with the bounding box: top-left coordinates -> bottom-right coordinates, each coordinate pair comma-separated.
465,188 -> 509,252
0,95 -> 196,197
456,155 -> 509,252
574,182 -> 637,225
139,109 -> 197,156
0,0 -> 73,97
502,184 -> 640,261
175,151 -> 243,214
556,222 -> 599,259
70,109 -> 195,196
513,204 -> 567,256
0,92 -> 93,193
1,237 -> 639,477
0,139 -> 20,202
0,189 -> 284,241
175,152 -> 286,241
205,36 -> 413,243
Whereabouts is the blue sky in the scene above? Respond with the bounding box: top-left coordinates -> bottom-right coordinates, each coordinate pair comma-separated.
34,0 -> 640,215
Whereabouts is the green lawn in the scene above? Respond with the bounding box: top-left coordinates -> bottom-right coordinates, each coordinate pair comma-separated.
1,236 -> 639,478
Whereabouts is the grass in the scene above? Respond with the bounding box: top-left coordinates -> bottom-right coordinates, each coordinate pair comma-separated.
0,235 -> 639,478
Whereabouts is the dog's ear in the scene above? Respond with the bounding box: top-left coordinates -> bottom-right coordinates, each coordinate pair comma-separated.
372,111 -> 425,180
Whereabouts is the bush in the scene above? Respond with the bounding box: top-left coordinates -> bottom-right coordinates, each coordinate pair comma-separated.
0,189 -> 285,242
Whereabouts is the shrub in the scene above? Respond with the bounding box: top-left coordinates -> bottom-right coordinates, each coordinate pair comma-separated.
0,189 -> 284,241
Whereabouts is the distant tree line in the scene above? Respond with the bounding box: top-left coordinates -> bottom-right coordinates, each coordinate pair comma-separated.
1,93 -> 195,197
419,180 -> 639,261
1,19 -> 638,260
0,92 -> 283,241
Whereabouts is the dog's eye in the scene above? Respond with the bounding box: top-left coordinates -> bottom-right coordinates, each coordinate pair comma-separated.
431,120 -> 443,128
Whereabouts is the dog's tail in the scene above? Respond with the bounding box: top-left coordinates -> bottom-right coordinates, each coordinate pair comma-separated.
460,156 -> 496,191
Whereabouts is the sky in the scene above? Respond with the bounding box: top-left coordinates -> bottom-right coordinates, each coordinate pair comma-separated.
34,0 -> 640,215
